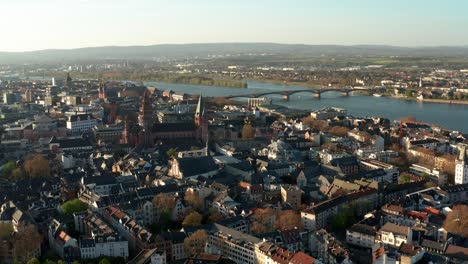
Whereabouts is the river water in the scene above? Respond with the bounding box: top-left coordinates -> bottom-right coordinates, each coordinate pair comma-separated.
147,81 -> 468,132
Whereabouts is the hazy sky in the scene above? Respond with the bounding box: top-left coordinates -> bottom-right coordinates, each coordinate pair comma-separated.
1,0 -> 467,52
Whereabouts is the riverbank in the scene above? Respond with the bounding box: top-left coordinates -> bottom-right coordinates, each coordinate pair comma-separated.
244,78 -> 328,89
391,95 -> 468,105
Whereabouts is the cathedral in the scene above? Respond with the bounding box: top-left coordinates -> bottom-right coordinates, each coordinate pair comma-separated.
122,94 -> 208,147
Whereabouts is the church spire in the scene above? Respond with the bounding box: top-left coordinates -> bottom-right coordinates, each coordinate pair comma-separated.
195,95 -> 204,127
419,73 -> 423,88
139,91 -> 153,128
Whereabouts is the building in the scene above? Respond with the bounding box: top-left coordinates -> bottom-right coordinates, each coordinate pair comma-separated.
346,223 -> 377,249
49,136 -> 93,152
139,91 -> 153,128
410,164 -> 447,185
127,248 -> 167,264
153,231 -> 187,262
207,224 -> 262,264
310,107 -> 347,120
48,219 -> 80,262
280,185 -> 302,209
455,146 -> 468,184
94,124 -> 124,144
376,223 -> 412,248
24,88 -> 34,102
80,235 -> 129,260
169,156 -> 218,180
359,158 -> 399,183
66,114 -> 98,135
102,207 -> 154,255
81,175 -> 120,197
122,96 -> 207,147
398,243 -> 425,264
3,92 -> 19,104
301,189 -> 378,231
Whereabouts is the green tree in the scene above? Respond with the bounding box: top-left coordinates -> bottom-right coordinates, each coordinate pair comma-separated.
27,258 -> 41,264
1,161 -> 17,178
99,258 -> 111,264
166,148 -> 177,158
405,90 -> 413,97
399,173 -> 412,183
61,199 -> 88,215
182,211 -> 203,227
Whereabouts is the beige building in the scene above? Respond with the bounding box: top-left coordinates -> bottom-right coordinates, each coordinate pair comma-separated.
376,223 -> 412,247
281,185 -> 302,209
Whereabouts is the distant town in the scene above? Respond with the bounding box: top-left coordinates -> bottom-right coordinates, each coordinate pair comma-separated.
0,57 -> 467,264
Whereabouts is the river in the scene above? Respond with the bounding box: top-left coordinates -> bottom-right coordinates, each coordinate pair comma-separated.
146,81 -> 468,133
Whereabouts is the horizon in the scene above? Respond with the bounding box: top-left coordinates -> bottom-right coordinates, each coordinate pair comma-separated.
2,42 -> 468,53
1,0 -> 468,52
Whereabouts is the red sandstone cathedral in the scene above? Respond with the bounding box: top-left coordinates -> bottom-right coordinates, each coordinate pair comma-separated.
121,93 -> 208,147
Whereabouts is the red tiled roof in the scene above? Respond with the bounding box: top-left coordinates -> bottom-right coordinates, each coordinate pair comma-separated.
289,251 -> 315,264
424,206 -> 440,215
406,210 -> 428,221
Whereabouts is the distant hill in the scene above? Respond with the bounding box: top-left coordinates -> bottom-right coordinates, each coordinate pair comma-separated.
1,43 -> 468,63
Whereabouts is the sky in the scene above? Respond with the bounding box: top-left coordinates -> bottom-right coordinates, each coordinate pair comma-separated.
0,0 -> 467,52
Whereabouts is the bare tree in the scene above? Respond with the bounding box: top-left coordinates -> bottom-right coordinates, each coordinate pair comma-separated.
185,190 -> 203,211
276,210 -> 303,231
184,230 -> 208,256
443,205 -> 468,237
12,224 -> 42,262
24,155 -> 51,178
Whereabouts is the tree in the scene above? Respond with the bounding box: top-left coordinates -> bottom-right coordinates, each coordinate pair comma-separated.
10,168 -> 24,179
443,205 -> 468,237
242,121 -> 255,140
330,204 -> 359,229
207,211 -> 224,224
251,208 -> 276,234
13,224 -> 42,262
276,210 -> 303,231
99,258 -> 111,264
185,190 -> 203,211
389,157 -> 407,169
1,161 -> 17,178
251,221 -> 268,234
24,155 -> 51,178
184,230 -> 208,256
0,222 -> 13,239
152,193 -> 176,213
301,116 -> 329,132
440,154 -> 456,177
61,199 -> 88,215
399,172 -> 412,183
401,116 -> 416,123
182,211 -> 203,227
404,90 -> 413,97
328,126 -> 350,137
166,148 -> 177,158
27,258 -> 40,264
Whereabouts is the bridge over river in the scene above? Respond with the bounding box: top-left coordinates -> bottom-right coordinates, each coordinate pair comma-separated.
221,87 -> 380,101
